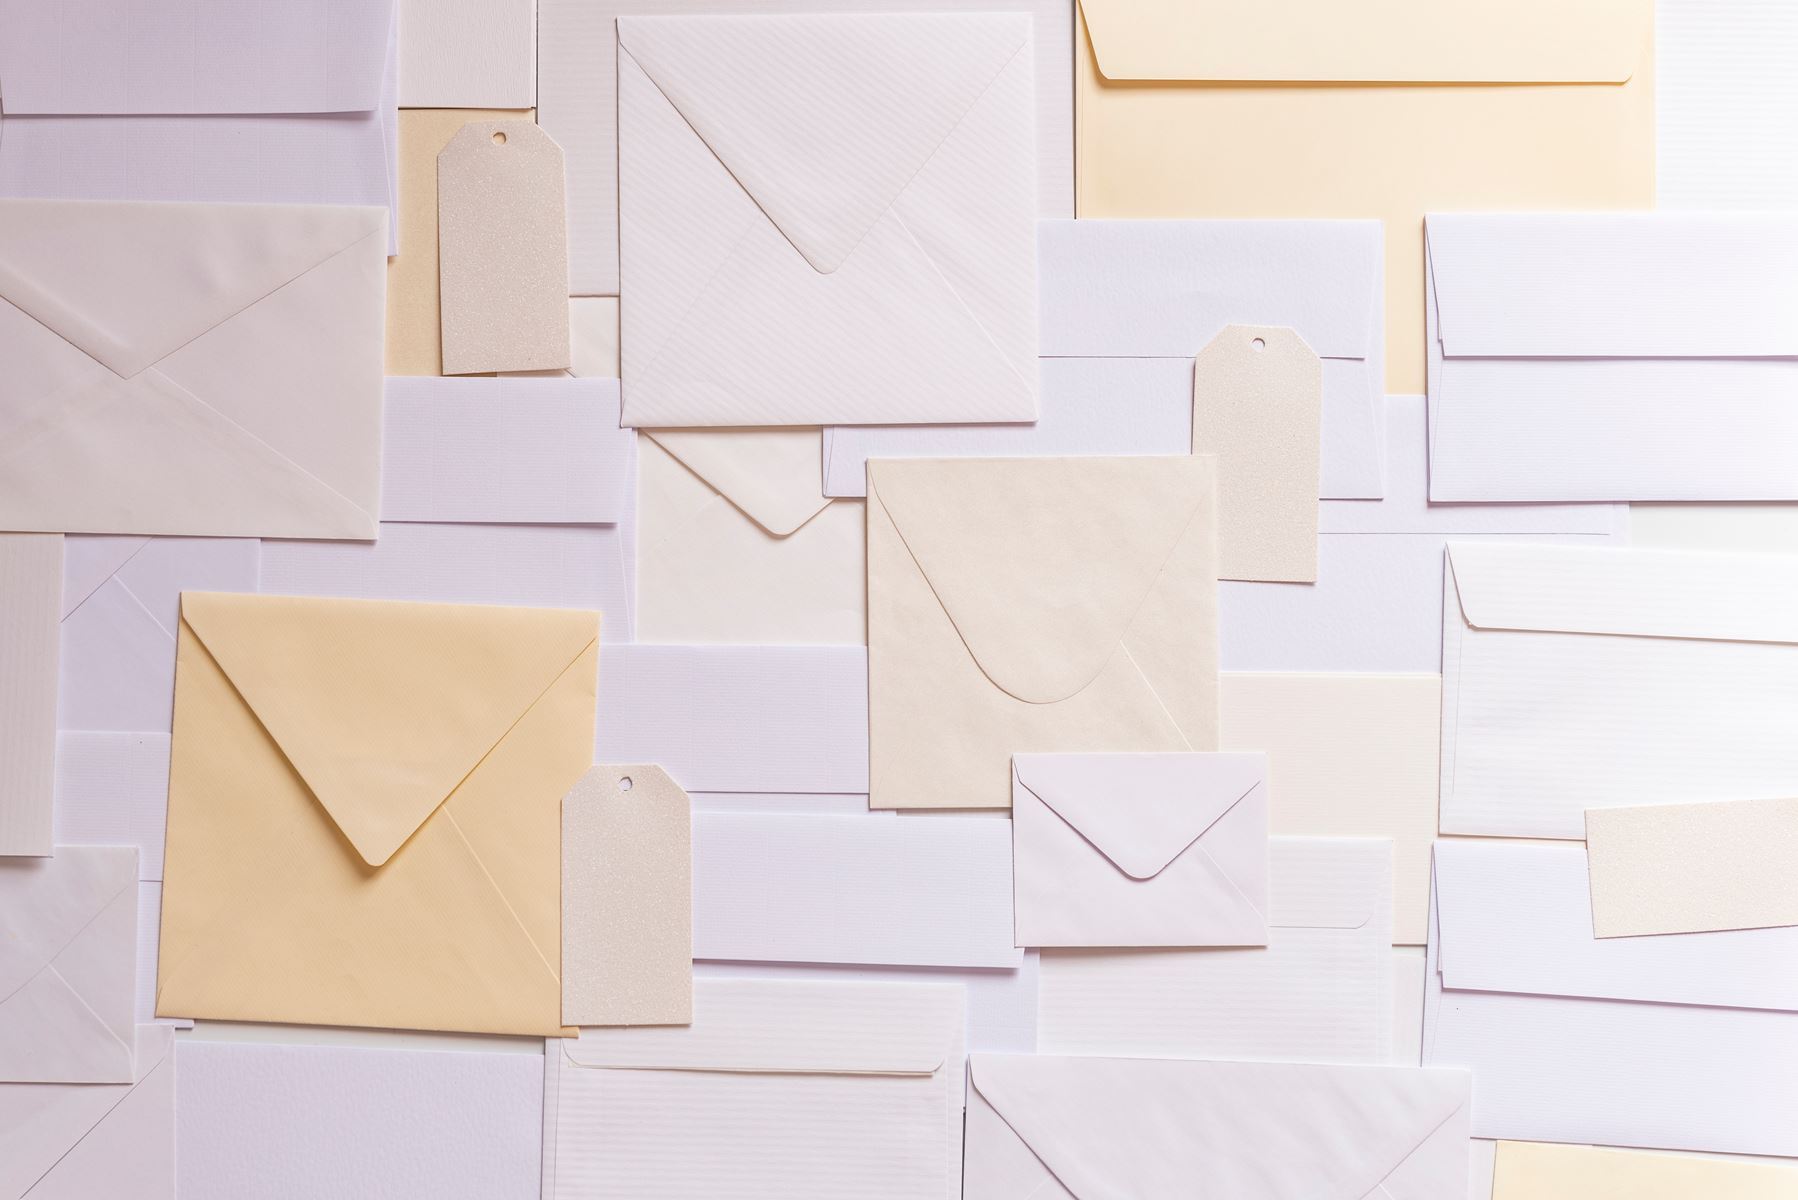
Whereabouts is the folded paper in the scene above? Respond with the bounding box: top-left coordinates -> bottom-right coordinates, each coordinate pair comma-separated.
1586,796 -> 1798,936
1492,1141 -> 1798,1200
0,534 -> 59,856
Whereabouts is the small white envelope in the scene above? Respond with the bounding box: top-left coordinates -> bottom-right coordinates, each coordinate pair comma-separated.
1010,753 -> 1269,948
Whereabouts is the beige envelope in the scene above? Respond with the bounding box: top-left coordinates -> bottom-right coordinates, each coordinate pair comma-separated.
1493,1141 -> 1798,1199
637,429 -> 865,644
869,456 -> 1218,810
1075,0 -> 1655,393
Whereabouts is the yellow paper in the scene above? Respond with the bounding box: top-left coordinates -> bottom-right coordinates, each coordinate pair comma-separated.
157,592 -> 598,1037
1075,0 -> 1655,393
1493,1141 -> 1798,1199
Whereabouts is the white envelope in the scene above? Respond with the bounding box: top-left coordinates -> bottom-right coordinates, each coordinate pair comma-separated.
54,733 -> 172,882
1038,837 -> 1394,1065
616,13 -> 1038,427
1439,541 -> 1798,838
694,811 -> 1021,968
544,978 -> 964,1200
398,0 -> 535,107
0,533 -> 59,857
1423,841 -> 1798,1156
825,218 -> 1386,499
1010,753 -> 1269,949
0,200 -> 386,538
964,1053 -> 1470,1200
1426,212 -> 1798,500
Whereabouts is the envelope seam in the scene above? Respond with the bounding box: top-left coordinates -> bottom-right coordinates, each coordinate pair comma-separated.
39,962 -> 134,1061
16,1055 -> 160,1197
59,539 -> 154,625
1366,1100 -> 1470,1199
1117,643 -> 1194,750
0,876 -> 135,1010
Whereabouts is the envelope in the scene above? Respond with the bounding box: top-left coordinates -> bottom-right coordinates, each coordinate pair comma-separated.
1039,837 -> 1394,1064
1010,752 -> 1269,948
1586,796 -> 1798,936
1439,541 -> 1798,838
398,0 -> 535,108
825,218 -> 1386,500
156,592 -> 598,1035
0,199 -> 386,539
965,1053 -> 1470,1200
617,13 -> 1038,427
0,846 -> 137,1083
1075,0 -> 1655,395
0,1025 -> 174,1200
869,456 -> 1217,811
544,978 -> 964,1199
1492,1141 -> 1798,1200
0,533 -> 59,856
54,733 -> 173,882
637,429 -> 865,644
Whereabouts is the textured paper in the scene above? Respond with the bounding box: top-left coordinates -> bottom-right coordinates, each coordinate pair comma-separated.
1493,1141 -> 1798,1199
1192,325 -> 1322,582
54,733 -> 173,881
398,0 -> 535,108
868,456 -> 1218,810
562,765 -> 693,1027
438,121 -> 571,375
157,593 -> 598,1036
1586,797 -> 1798,936
1659,0 -> 1798,210
0,534 -> 59,856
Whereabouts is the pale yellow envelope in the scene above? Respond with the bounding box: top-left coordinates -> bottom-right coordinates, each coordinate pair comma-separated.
157,592 -> 598,1037
1075,0 -> 1655,393
869,456 -> 1218,810
1493,1141 -> 1798,1199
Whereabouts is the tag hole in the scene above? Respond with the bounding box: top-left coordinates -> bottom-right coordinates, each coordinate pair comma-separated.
491,131 -> 508,146
618,776 -> 633,792
1250,337 -> 1266,351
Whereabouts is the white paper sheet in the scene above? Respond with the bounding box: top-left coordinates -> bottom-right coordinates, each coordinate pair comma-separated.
397,0 -> 535,107
54,732 -> 171,881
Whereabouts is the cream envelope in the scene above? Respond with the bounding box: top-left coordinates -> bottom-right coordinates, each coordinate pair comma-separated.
965,1054 -> 1470,1200
1075,0 -> 1655,395
617,13 -> 1038,427
637,429 -> 865,644
1010,752 -> 1269,948
0,846 -> 137,1084
156,592 -> 598,1036
1492,1142 -> 1798,1200
869,456 -> 1217,811
0,533 -> 59,856
0,200 -> 385,538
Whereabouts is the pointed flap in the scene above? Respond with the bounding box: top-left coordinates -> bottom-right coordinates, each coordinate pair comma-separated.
178,592 -> 598,867
617,13 -> 1029,273
1013,753 -> 1265,880
61,538 -> 149,620
0,200 -> 387,378
645,428 -> 832,536
0,848 -> 136,995
871,456 -> 1214,704
1080,0 -> 1648,84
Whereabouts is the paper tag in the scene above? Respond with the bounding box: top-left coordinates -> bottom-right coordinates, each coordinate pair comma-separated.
438,119 -> 570,375
1192,324 -> 1322,583
562,764 -> 693,1026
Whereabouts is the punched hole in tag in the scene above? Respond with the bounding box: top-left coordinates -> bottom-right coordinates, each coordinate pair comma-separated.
491,130 -> 507,145
1251,337 -> 1265,351
619,776 -> 634,793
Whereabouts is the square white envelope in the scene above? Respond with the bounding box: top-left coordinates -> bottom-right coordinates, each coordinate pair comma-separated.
1440,541 -> 1798,838
1426,211 -> 1798,500
964,1053 -> 1470,1200
545,978 -> 965,1200
825,218 -> 1386,499
616,13 -> 1038,427
1010,752 -> 1269,949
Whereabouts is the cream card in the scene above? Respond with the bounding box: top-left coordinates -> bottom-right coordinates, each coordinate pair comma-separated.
1493,1141 -> 1798,1199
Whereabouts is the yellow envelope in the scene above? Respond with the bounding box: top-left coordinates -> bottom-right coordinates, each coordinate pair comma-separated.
1493,1141 -> 1798,1199
1075,0 -> 1655,393
157,592 -> 598,1036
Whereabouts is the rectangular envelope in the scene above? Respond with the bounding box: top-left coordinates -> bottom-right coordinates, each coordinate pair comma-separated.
1492,1141 -> 1798,1200
617,13 -> 1038,427
1426,212 -> 1798,500
1075,0 -> 1655,396
0,200 -> 386,539
1439,541 -> 1798,838
0,533 -> 59,856
1586,796 -> 1798,936
869,456 -> 1217,810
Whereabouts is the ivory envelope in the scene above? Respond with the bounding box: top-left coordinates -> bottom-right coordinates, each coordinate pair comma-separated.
1492,1142 -> 1798,1200
0,200 -> 385,539
156,592 -> 598,1036
1075,0 -> 1655,395
965,1054 -> 1470,1200
869,456 -> 1217,811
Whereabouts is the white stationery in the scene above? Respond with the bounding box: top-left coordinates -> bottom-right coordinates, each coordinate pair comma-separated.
54,732 -> 173,881
397,0 -> 536,108
0,534 -> 59,856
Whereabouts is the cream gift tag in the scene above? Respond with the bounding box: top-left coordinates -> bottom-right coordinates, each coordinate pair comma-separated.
562,764 -> 693,1026
438,120 -> 571,375
1192,325 -> 1322,583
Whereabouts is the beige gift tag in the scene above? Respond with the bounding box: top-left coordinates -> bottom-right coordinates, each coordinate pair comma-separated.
1192,324 -> 1322,583
562,764 -> 693,1026
438,119 -> 570,375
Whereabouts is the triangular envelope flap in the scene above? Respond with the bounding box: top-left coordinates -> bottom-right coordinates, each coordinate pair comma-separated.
1014,754 -> 1263,880
179,592 -> 598,868
60,537 -> 150,619
872,456 -> 1212,704
0,200 -> 386,378
0,848 -> 136,995
617,12 -> 1029,274
1428,213 -> 1798,359
1080,0 -> 1646,84
1447,541 -> 1798,645
970,1055 -> 1469,1200
645,428 -> 832,536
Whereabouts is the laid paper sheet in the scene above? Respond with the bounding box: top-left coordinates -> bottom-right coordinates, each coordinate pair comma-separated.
0,534 -> 59,856
1586,796 -> 1798,936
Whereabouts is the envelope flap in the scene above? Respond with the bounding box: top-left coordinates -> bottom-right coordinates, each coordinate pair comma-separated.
870,456 -> 1213,704
60,537 -> 150,619
1013,753 -> 1264,880
645,428 -> 832,536
0,200 -> 387,378
178,592 -> 599,868
616,12 -> 1029,274
1079,0 -> 1647,84
0,848 -> 136,997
